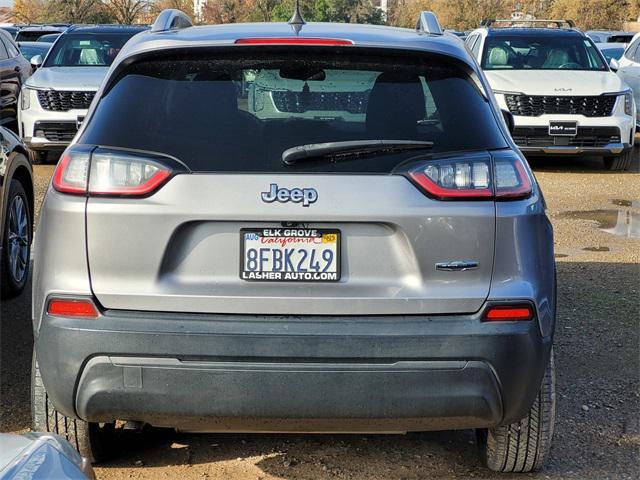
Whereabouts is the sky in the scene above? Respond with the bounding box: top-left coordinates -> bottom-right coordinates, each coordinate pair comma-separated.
0,0 -> 12,7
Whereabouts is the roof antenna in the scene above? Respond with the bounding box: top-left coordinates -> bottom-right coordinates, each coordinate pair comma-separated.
289,0 -> 306,34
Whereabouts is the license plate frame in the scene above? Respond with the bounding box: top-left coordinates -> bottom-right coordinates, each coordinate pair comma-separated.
240,228 -> 341,282
548,120 -> 578,137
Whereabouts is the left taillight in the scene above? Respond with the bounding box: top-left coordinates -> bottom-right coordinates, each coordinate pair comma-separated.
406,151 -> 532,201
52,146 -> 178,197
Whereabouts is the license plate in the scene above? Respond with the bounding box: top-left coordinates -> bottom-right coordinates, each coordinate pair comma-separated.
549,121 -> 578,136
240,228 -> 340,282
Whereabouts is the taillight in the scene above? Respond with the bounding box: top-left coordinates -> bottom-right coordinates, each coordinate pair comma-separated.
52,146 -> 177,197
484,304 -> 534,322
235,37 -> 354,46
407,152 -> 532,201
47,298 -> 99,318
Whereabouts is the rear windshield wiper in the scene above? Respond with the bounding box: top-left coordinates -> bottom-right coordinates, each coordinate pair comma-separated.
282,140 -> 434,166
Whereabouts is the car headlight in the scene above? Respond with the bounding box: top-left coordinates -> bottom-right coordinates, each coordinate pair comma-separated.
623,91 -> 633,116
21,87 -> 30,110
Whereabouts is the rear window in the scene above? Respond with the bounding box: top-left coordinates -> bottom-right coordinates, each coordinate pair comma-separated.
80,48 -> 507,173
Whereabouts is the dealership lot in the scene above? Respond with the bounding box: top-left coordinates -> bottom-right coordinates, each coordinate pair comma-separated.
1,150 -> 638,479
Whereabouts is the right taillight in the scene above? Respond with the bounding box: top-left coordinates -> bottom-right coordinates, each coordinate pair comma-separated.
407,151 -> 532,201
52,146 -> 179,197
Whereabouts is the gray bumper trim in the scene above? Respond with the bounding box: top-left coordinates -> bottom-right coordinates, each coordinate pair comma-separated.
76,356 -> 502,432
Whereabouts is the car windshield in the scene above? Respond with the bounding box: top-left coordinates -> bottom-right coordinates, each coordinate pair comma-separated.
44,32 -> 136,67
20,44 -> 50,61
483,34 -> 608,71
81,49 -> 507,173
600,47 -> 625,63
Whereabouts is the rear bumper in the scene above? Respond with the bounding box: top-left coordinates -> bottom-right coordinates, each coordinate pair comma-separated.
36,308 -> 552,432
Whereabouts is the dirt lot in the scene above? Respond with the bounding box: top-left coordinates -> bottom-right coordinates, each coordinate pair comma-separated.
1,151 -> 639,479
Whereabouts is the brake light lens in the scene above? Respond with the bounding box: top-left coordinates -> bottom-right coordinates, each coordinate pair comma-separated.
407,152 -> 532,200
47,298 -> 99,318
52,150 -> 91,194
235,37 -> 354,46
52,147 -> 174,197
484,304 -> 533,322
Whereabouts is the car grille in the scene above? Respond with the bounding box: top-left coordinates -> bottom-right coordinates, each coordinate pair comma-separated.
271,91 -> 369,114
505,94 -> 617,117
37,90 -> 96,112
511,127 -> 621,148
33,121 -> 78,142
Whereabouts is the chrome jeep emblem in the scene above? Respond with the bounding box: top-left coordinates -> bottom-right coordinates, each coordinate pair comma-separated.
261,183 -> 318,207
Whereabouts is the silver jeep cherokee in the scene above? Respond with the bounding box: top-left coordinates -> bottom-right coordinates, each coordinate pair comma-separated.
32,9 -> 557,472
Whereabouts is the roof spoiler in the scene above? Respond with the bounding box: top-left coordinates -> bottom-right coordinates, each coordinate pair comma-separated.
416,11 -> 443,36
481,18 -> 576,28
151,9 -> 193,33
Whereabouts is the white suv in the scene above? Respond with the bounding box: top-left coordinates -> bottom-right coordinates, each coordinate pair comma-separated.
466,22 -> 636,170
612,32 -> 640,131
18,25 -> 147,162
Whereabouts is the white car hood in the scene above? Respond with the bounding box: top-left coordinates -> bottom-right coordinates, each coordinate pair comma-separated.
26,66 -> 109,91
484,70 -> 628,96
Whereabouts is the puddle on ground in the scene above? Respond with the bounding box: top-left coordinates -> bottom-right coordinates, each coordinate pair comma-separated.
612,199 -> 640,208
582,246 -> 610,252
558,209 -> 640,239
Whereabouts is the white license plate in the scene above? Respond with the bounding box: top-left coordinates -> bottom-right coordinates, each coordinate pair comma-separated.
240,228 -> 340,282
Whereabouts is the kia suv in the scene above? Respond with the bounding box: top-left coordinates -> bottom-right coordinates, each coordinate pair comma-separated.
32,9 -> 557,473
466,22 -> 636,170
18,25 -> 147,162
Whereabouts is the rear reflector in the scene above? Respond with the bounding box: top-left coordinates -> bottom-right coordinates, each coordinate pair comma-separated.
484,305 -> 533,322
235,37 -> 354,46
47,298 -> 99,318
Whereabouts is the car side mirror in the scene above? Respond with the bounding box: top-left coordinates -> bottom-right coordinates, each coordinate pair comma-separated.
30,55 -> 43,69
501,109 -> 514,134
609,58 -> 619,72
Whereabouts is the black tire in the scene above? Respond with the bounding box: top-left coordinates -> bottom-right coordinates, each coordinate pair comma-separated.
1,179 -> 31,298
478,349 -> 556,473
31,353 -> 115,463
604,149 -> 633,171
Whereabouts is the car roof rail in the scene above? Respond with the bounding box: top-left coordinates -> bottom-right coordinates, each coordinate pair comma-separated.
482,19 -> 576,28
151,9 -> 193,33
416,11 -> 443,36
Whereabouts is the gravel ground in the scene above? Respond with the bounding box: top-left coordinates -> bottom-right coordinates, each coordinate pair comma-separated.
1,150 -> 639,479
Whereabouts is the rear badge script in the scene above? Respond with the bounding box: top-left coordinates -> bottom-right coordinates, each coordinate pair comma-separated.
261,184 -> 318,207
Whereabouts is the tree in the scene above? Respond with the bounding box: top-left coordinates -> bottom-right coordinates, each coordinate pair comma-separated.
103,0 -> 149,24
151,0 -> 194,17
12,0 -> 50,23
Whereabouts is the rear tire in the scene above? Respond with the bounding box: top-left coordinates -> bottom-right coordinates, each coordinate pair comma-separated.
1,179 -> 31,298
31,352 -> 115,463
604,150 -> 633,171
478,349 -> 556,473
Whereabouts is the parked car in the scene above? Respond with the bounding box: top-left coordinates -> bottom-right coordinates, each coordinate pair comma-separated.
0,25 -> 19,39
33,9 -> 557,473
586,30 -> 635,44
0,126 -> 32,298
37,33 -> 61,43
466,22 -> 636,170
18,24 -> 148,162
597,42 -> 626,65
0,30 -> 31,133
17,41 -> 52,61
613,32 -> 640,129
0,433 -> 95,479
15,25 -> 67,42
